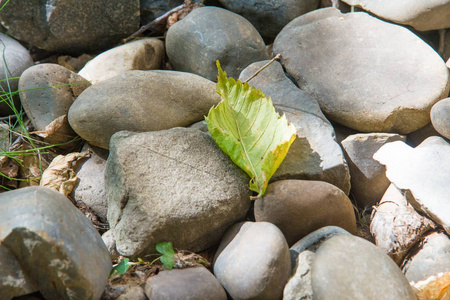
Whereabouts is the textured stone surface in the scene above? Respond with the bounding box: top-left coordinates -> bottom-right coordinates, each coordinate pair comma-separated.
284,250 -> 315,300
274,9 -> 450,133
255,180 -> 356,246
79,38 -> 165,84
218,0 -> 320,38
374,137 -> 450,234
312,235 -> 416,299
0,0 -> 139,53
214,222 -> 291,300
341,133 -> 405,206
68,70 -> 220,149
431,97 -> 450,139
370,184 -> 435,264
240,61 -> 350,194
342,0 -> 450,31
166,6 -> 269,81
106,128 -> 251,258
140,0 -> 184,24
403,232 -> 450,283
145,267 -> 227,300
0,187 -> 111,300
0,33 -> 33,116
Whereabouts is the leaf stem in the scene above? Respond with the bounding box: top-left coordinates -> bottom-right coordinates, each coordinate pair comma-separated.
243,54 -> 281,84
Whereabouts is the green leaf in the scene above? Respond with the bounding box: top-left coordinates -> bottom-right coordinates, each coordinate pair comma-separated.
156,242 -> 175,270
205,61 -> 296,199
110,258 -> 131,277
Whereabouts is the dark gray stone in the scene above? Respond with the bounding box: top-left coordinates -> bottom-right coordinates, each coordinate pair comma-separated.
403,232 -> 450,283
0,0 -> 139,54
145,267 -> 227,300
312,235 -> 416,299
68,70 -> 220,149
240,60 -> 350,194
106,128 -> 251,258
218,0 -> 320,38
274,9 -> 450,133
431,97 -> 450,139
140,0 -> 184,24
0,187 -> 111,300
166,6 -> 269,81
255,180 -> 356,246
0,33 -> 33,116
214,222 -> 291,300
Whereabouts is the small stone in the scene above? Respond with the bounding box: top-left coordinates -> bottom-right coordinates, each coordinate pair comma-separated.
370,184 -> 435,264
68,70 -> 220,149
341,0 -> 450,31
283,250 -> 315,300
0,0 -> 139,54
274,9 -> 450,133
145,267 -> 227,300
240,60 -> 350,194
431,97 -> 450,139
311,235 -> 416,299
214,222 -> 291,300
218,0 -> 320,38
106,128 -> 251,258
0,187 -> 111,300
374,137 -> 450,234
0,33 -> 33,116
341,133 -> 405,206
166,6 -> 269,81
101,230 -> 119,261
403,232 -> 450,283
79,38 -> 165,84
254,180 -> 356,246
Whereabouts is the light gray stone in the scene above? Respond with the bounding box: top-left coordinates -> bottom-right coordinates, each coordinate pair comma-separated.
79,38 -> 165,84
0,33 -> 33,116
374,137 -> 450,234
240,60 -> 350,194
145,267 -> 227,300
283,250 -> 315,300
213,222 -> 291,300
311,235 -> 416,299
218,0 -> 320,38
370,184 -> 435,264
166,6 -> 269,81
254,180 -> 356,246
68,70 -> 220,149
0,187 -> 111,300
106,128 -> 251,258
341,0 -> 450,31
403,232 -> 450,283
117,285 -> 147,300
431,97 -> 450,139
0,0 -> 139,54
341,133 -> 405,206
274,9 -> 450,133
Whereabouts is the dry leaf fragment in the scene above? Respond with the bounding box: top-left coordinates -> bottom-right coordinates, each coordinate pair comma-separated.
413,272 -> 450,300
40,152 -> 90,198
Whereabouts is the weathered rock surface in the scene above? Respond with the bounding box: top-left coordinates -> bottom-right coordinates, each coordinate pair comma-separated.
214,222 -> 291,300
68,70 -> 220,149
106,128 -> 251,258
0,187 -> 111,300
370,184 -> 435,264
0,33 -> 33,116
283,250 -> 315,300
374,137 -> 450,234
0,0 -> 139,53
79,38 -> 165,84
240,61 -> 350,194
312,235 -> 416,299
255,180 -> 356,246
403,232 -> 450,283
274,9 -> 450,133
341,0 -> 450,31
341,133 -> 405,206
431,97 -> 450,139
166,6 -> 269,81
140,0 -> 184,24
145,267 -> 227,300
218,0 -> 320,38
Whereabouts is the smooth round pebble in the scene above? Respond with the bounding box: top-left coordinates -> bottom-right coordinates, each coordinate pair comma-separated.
431,97 -> 450,139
